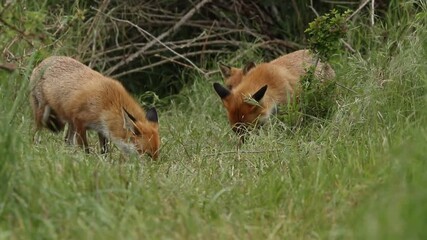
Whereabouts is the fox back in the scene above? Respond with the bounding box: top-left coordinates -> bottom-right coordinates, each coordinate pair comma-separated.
214,62 -> 300,134
220,50 -> 335,90
30,56 -> 160,158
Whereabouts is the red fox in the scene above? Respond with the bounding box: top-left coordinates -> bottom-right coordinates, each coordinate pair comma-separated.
214,62 -> 300,136
30,56 -> 160,159
219,49 -> 335,90
213,50 -> 335,136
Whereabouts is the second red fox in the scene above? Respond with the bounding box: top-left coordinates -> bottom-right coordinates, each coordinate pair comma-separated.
29,56 -> 160,159
213,50 -> 335,137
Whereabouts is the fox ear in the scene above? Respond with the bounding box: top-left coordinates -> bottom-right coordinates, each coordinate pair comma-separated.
123,108 -> 141,136
219,63 -> 232,78
243,62 -> 256,75
213,82 -> 231,99
146,107 -> 158,123
252,85 -> 268,102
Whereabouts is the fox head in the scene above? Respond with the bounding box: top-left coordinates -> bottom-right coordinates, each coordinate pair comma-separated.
213,82 -> 268,136
219,62 -> 256,90
123,108 -> 160,159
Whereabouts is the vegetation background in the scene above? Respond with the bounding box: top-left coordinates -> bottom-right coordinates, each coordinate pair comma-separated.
0,0 -> 426,239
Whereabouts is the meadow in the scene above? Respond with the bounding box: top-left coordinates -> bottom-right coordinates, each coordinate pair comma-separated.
0,1 -> 426,239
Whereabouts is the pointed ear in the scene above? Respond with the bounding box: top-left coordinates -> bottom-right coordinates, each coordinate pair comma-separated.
146,107 -> 158,123
252,85 -> 268,102
219,63 -> 232,78
243,62 -> 256,75
123,108 -> 141,136
213,82 -> 231,99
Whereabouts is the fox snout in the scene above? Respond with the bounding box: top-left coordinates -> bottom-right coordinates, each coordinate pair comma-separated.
232,122 -> 260,137
138,148 -> 159,160
232,122 -> 259,144
232,122 -> 247,135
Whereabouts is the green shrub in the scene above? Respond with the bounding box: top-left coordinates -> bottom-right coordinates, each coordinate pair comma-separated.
278,9 -> 351,128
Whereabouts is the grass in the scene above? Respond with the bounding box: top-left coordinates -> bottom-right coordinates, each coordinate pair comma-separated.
1,3 -> 426,240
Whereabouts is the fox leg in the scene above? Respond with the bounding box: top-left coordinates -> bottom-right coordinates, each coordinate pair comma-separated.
65,124 -> 75,145
98,133 -> 109,154
42,106 -> 65,132
73,120 -> 89,153
30,95 -> 44,144
31,107 -> 44,144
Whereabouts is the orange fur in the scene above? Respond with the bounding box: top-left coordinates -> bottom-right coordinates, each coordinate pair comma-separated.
214,62 -> 300,134
30,56 -> 160,159
221,50 -> 335,90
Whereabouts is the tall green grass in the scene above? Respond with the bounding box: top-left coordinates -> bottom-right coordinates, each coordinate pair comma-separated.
0,2 -> 426,240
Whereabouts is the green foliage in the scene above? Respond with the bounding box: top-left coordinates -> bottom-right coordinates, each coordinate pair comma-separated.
0,0 -> 88,66
305,9 -> 352,62
301,71 -> 337,118
278,9 -> 352,128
